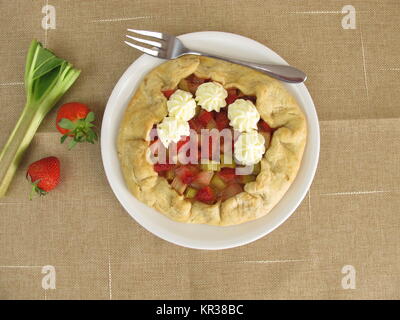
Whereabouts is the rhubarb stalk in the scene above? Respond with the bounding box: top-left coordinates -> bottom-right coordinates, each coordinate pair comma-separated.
0,40 -> 80,197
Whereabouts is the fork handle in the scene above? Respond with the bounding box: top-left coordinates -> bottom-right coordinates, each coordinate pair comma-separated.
185,51 -> 307,83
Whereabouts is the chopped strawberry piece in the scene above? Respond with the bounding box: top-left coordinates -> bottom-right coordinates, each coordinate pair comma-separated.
154,163 -> 175,173
162,89 -> 176,99
149,139 -> 163,156
175,165 -> 199,184
206,118 -> 217,130
226,88 -> 239,105
200,134 -> 220,160
220,183 -> 243,201
218,167 -> 237,183
209,136 -> 220,160
242,95 -> 257,104
187,74 -> 207,84
219,128 -> 235,154
177,135 -> 190,152
258,120 -> 273,133
189,118 -> 204,133
215,110 -> 229,130
195,186 -> 216,204
186,74 -> 210,93
197,110 -> 214,126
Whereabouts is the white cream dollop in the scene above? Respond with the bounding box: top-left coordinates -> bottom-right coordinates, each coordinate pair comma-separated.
195,82 -> 228,112
234,131 -> 265,165
167,89 -> 196,121
228,99 -> 260,133
157,116 -> 190,148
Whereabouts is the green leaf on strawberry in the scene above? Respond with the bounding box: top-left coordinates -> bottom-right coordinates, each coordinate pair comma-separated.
58,110 -> 98,149
29,179 -> 48,200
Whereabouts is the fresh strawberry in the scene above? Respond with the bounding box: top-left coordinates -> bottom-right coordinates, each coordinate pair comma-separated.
215,110 -> 229,130
154,163 -> 175,173
195,186 -> 216,204
218,167 -> 237,183
258,120 -> 273,132
56,102 -> 97,149
197,110 -> 214,126
226,88 -> 239,105
175,165 -> 199,184
162,89 -> 176,99
26,156 -> 60,199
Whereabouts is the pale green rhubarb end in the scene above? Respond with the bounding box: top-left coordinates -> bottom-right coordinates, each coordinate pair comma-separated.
0,40 -> 80,197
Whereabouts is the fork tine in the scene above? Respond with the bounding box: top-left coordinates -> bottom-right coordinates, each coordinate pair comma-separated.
127,29 -> 167,40
124,40 -> 159,57
126,34 -> 162,48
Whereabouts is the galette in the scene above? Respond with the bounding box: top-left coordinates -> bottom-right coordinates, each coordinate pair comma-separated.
117,55 -> 307,226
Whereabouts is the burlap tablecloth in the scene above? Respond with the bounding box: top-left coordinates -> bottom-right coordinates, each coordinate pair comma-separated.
0,0 -> 399,300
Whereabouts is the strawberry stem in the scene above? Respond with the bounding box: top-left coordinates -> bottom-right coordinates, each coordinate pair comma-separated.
29,179 -> 47,200
58,111 -> 98,149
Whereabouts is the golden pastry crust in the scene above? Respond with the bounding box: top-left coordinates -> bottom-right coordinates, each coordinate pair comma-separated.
117,55 -> 307,226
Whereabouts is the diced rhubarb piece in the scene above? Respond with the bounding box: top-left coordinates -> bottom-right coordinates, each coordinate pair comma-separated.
200,160 -> 220,172
197,110 -> 214,126
175,165 -> 199,184
165,169 -> 175,181
252,162 -> 261,175
191,170 -> 214,189
171,176 -> 187,195
260,131 -> 271,149
184,187 -> 198,199
215,110 -> 229,130
162,89 -> 176,99
237,174 -> 256,184
154,163 -> 175,173
195,186 -> 216,204
258,120 -> 273,133
220,183 -> 243,201
210,174 -> 226,190
218,167 -> 237,183
226,88 -> 239,105
220,154 -> 236,168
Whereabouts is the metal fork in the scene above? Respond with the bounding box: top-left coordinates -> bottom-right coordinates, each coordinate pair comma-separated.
125,29 -> 307,83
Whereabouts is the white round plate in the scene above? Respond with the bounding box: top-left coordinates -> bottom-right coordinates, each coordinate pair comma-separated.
101,31 -> 320,250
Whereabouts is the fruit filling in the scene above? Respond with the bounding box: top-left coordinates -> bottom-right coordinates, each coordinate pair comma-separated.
153,74 -> 275,204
